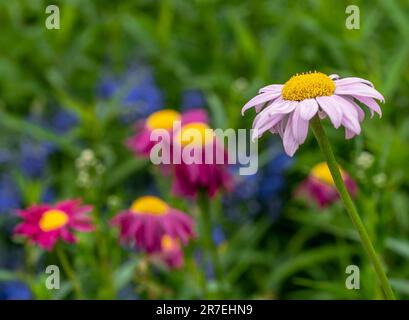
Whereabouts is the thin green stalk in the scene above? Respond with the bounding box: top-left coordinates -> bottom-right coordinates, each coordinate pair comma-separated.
56,245 -> 84,299
310,116 -> 395,300
197,192 -> 225,298
92,210 -> 115,299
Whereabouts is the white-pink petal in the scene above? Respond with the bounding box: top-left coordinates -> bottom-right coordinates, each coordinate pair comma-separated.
341,96 -> 366,122
258,84 -> 283,94
345,128 -> 357,140
252,113 -> 285,140
283,116 -> 299,157
291,108 -> 309,144
241,91 -> 281,115
335,83 -> 385,103
270,116 -> 288,139
298,99 -> 319,120
268,100 -> 298,116
334,77 -> 374,88
315,96 -> 343,128
353,96 -> 382,118
332,95 -> 361,135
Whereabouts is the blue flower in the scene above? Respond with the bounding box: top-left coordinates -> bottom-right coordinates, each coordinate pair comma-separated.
0,174 -> 20,214
50,109 -> 79,134
181,89 -> 206,110
212,225 -> 225,246
97,78 -> 119,99
0,150 -> 12,164
223,148 -> 293,220
117,285 -> 140,300
193,249 -> 215,280
0,281 -> 31,300
258,153 -> 293,201
97,66 -> 163,122
41,187 -> 55,203
19,141 -> 50,179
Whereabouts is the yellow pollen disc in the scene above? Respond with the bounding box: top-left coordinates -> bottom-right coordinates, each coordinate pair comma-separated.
39,209 -> 69,232
161,235 -> 178,251
311,162 -> 345,186
282,71 -> 335,101
130,196 -> 168,215
176,122 -> 214,147
146,109 -> 181,130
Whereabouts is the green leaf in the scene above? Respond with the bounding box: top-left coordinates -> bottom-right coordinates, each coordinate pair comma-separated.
267,245 -> 358,290
0,110 -> 80,156
206,92 -> 227,129
0,269 -> 19,281
390,278 -> 409,296
113,258 -> 140,291
386,238 -> 409,260
104,157 -> 147,190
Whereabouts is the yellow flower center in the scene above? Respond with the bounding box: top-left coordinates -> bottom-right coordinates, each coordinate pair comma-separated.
130,196 -> 168,215
311,162 -> 345,186
146,109 -> 181,130
176,122 -> 214,147
161,235 -> 178,251
39,209 -> 69,232
282,71 -> 335,101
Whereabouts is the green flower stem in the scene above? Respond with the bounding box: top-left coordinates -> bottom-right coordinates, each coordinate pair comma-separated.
310,116 -> 395,300
56,245 -> 84,299
197,191 -> 225,298
92,209 -> 115,299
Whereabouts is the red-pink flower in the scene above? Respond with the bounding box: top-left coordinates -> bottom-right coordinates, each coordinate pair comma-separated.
296,162 -> 357,208
171,122 -> 234,198
13,199 -> 94,251
158,235 -> 184,269
111,196 -> 195,253
127,109 -> 208,157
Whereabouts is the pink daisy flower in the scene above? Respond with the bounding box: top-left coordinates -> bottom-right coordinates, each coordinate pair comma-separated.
111,195 -> 195,253
157,235 -> 184,269
242,72 -> 384,156
296,162 -> 357,208
127,109 -> 208,157
13,199 -> 94,251
171,122 -> 234,198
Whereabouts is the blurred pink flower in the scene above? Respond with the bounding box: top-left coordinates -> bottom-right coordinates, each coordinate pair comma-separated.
111,196 -> 195,253
171,122 -> 234,198
242,72 -> 384,156
296,162 -> 357,208
127,109 -> 208,157
13,199 -> 94,251
158,235 -> 184,269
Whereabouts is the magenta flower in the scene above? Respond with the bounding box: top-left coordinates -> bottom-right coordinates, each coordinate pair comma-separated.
158,235 -> 184,269
13,199 -> 94,251
242,72 -> 384,156
127,109 -> 208,157
296,162 -> 357,208
111,196 -> 195,253
171,122 -> 234,198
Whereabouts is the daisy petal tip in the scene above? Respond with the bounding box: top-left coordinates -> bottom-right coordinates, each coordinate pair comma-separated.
285,148 -> 297,157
